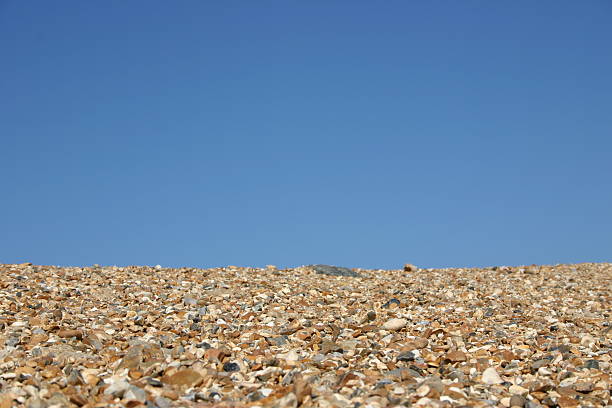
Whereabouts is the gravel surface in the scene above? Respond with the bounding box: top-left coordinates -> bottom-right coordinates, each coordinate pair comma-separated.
0,262 -> 610,407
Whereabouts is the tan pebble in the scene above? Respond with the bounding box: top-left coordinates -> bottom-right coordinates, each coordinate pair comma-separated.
481,367 -> 503,384
28,334 -> 48,345
382,318 -> 408,331
416,384 -> 430,397
580,334 -> 595,347
293,373 -> 311,405
161,389 -> 179,400
204,348 -> 229,362
412,337 -> 428,349
509,394 -> 526,407
557,396 -> 578,408
57,329 -> 82,339
15,366 -> 35,376
272,392 -> 297,408
573,381 -> 593,392
446,350 -> 467,362
403,264 -> 417,272
162,369 -> 204,388
0,394 -> 13,408
509,385 -> 528,395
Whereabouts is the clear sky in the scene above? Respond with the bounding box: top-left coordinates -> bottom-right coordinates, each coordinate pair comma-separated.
1,2 -> 611,270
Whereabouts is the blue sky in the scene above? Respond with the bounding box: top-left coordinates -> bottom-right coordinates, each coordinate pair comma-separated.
1,2 -> 610,269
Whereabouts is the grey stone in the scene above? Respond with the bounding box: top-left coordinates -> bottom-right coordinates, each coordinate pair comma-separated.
510,394 -> 526,407
154,396 -> 172,408
25,398 -> 48,408
124,385 -> 147,402
267,335 -> 288,347
309,265 -> 361,277
183,296 -> 197,306
531,359 -> 549,370
222,362 -> 240,372
397,350 -> 416,362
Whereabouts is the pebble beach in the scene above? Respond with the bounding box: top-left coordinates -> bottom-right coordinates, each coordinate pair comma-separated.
0,262 -> 610,407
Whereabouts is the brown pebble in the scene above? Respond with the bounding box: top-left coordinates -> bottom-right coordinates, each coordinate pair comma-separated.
57,329 -> 83,339
446,350 -> 467,362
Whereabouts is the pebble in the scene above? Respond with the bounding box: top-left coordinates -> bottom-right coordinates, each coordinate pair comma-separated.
510,394 -> 527,407
396,350 -> 416,362
309,264 -> 362,277
382,298 -> 401,308
382,318 -> 408,331
124,385 -> 147,403
446,350 -> 467,362
482,367 -> 504,384
163,369 -> 204,388
222,362 -> 240,372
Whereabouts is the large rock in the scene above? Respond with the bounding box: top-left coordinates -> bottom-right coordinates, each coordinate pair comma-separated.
308,265 -> 361,277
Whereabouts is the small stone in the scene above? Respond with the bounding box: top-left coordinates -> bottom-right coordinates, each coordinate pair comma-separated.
416,384 -> 430,397
412,337 -> 429,349
25,397 -> 47,408
403,264 -> 418,272
28,334 -> 48,345
163,369 -> 204,388
584,359 -> 599,369
222,362 -> 240,372
481,367 -> 503,384
155,396 -> 172,408
321,340 -> 342,354
82,334 -> 103,350
272,392 -> 297,408
309,264 -> 361,278
279,350 -> 300,363
509,385 -> 528,396
3,397 -> 16,408
104,377 -> 131,398
557,396 -> 578,408
573,381 -> 594,392
383,318 -> 408,331
531,359 -> 548,370
267,336 -> 288,347
6,336 -> 21,347
204,348 -> 229,362
57,329 -> 82,339
123,385 -> 147,403
510,394 -> 526,407
382,298 -> 401,309
446,350 -> 467,362
68,393 -> 87,407
183,296 -> 197,306
293,373 -> 311,404
46,393 -> 70,407
537,366 -> 552,376
396,351 -> 416,362
66,369 -> 84,386
580,334 -> 595,347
